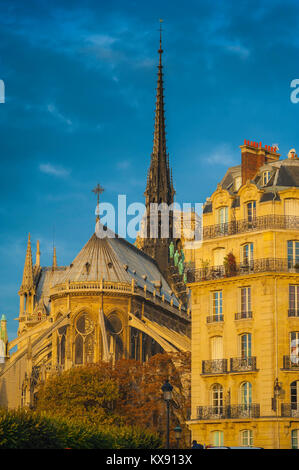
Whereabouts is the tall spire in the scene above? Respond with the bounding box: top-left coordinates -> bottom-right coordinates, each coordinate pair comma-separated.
19,234 -> 34,293
142,21 -> 175,277
145,19 -> 175,206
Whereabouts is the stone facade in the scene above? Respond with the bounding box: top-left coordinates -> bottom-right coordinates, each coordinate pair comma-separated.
187,142 -> 299,449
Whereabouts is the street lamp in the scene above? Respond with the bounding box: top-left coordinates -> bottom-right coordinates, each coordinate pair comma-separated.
274,378 -> 282,449
161,379 -> 173,449
174,425 -> 182,449
274,378 -> 282,397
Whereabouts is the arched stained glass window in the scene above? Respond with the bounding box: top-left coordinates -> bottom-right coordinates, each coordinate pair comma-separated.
74,313 -> 95,365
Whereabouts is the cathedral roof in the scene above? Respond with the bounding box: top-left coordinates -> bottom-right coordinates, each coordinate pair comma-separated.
35,224 -> 180,308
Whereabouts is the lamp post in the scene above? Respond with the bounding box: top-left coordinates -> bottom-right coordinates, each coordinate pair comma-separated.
174,425 -> 182,449
161,379 -> 173,449
274,378 -> 282,449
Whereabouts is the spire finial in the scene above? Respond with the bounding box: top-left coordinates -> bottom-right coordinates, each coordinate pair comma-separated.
52,246 -> 57,270
36,240 -> 41,267
92,183 -> 105,221
158,19 -> 163,65
19,233 -> 34,293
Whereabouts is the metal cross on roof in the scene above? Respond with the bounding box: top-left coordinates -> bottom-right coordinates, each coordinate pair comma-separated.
92,183 -> 104,206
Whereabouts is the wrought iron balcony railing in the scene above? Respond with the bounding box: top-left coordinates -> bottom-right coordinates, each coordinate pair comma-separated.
230,356 -> 257,372
288,309 -> 299,317
235,311 -> 253,320
187,258 -> 299,283
202,359 -> 227,374
203,215 -> 299,240
281,404 -> 299,418
206,314 -> 224,323
283,355 -> 299,370
196,404 -> 260,420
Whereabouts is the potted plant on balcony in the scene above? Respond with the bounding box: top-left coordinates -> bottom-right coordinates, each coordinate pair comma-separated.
294,263 -> 299,273
223,252 -> 237,277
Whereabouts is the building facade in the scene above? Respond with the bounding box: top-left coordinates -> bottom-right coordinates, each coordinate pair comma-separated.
187,141 -> 299,449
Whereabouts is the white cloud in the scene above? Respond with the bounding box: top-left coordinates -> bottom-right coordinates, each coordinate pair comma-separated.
206,143 -> 238,166
116,160 -> 131,170
226,43 -> 250,59
47,103 -> 72,126
39,163 -> 70,178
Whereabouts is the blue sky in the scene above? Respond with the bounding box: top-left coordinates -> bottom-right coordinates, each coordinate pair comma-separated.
1,0 -> 299,339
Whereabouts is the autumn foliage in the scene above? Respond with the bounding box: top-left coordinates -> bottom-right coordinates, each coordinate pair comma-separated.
34,352 -> 191,448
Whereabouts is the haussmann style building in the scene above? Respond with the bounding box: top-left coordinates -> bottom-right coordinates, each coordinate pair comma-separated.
186,141 -> 299,449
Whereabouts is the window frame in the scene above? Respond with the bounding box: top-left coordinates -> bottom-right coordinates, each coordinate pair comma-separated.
262,171 -> 271,186
211,290 -> 223,320
240,429 -> 253,447
287,241 -> 299,268
240,286 -> 251,314
292,429 -> 299,449
212,430 -> 224,447
239,333 -> 252,358
246,201 -> 256,222
240,381 -> 252,406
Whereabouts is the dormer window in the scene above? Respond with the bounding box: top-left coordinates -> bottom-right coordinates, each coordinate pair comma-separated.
262,171 -> 271,185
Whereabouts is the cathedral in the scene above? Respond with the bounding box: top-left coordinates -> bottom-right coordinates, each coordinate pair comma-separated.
0,32 -> 192,409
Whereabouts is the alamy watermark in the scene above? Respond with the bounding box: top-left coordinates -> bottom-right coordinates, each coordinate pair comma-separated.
290,79 -> 299,104
94,195 -> 203,246
0,80 -> 4,104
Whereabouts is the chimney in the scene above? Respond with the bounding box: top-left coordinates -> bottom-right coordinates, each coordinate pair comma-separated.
241,140 -> 280,185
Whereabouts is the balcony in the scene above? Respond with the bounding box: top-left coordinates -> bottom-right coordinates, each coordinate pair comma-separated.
202,359 -> 227,374
281,404 -> 299,418
203,215 -> 299,240
235,311 -> 253,320
288,309 -> 299,317
206,314 -> 224,323
187,258 -> 299,283
196,404 -> 260,420
283,355 -> 299,370
230,356 -> 257,372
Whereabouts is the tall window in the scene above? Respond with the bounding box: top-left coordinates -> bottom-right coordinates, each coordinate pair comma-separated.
240,333 -> 252,358
212,291 -> 223,320
290,332 -> 299,364
211,336 -> 223,360
218,207 -> 228,234
289,285 -> 299,316
211,384 -> 223,415
240,430 -> 253,447
212,430 -> 224,447
292,430 -> 299,449
247,201 -> 256,222
57,325 -> 66,366
291,381 -> 299,411
242,243 -> 254,265
287,241 -> 299,268
241,287 -> 251,314
284,199 -> 299,217
240,382 -> 252,407
74,313 -> 95,365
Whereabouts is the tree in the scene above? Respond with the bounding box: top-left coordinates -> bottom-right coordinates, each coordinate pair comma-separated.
34,352 -> 191,448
